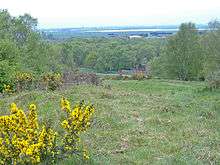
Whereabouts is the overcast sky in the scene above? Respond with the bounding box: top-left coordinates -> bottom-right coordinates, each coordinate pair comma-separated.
1,0 -> 220,28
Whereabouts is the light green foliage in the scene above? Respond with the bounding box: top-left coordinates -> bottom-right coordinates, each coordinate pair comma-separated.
0,10 -> 14,40
150,22 -> 220,84
160,23 -> 203,80
84,51 -> 98,68
0,60 -> 16,92
0,39 -> 19,92
148,52 -> 167,78
60,42 -> 78,71
61,38 -> 163,72
201,20 -> 220,76
0,10 -> 63,90
206,70 -> 220,90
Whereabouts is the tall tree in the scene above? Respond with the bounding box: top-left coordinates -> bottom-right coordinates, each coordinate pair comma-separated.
163,23 -> 203,80
202,20 -> 220,76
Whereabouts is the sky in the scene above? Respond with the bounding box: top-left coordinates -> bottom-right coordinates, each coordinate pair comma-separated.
1,0 -> 220,28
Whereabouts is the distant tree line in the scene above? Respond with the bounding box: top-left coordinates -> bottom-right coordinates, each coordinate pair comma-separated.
60,38 -> 164,72
0,9 -> 219,91
0,9 -> 165,90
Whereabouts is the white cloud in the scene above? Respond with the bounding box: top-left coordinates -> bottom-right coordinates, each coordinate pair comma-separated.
1,0 -> 220,28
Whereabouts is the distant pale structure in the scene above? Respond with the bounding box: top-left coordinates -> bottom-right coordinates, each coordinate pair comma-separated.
129,35 -> 143,39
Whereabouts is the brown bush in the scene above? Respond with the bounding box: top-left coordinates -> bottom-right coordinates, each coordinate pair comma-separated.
62,72 -> 101,86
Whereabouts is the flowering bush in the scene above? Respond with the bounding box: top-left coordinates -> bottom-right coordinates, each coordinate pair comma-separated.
60,97 -> 94,159
131,71 -> 146,80
42,73 -> 62,91
0,60 -> 16,93
0,98 -> 95,164
2,84 -> 13,94
15,72 -> 34,91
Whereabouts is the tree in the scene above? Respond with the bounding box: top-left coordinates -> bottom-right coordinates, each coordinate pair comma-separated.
60,43 -> 77,71
0,10 -> 14,40
84,51 -> 97,68
0,39 -> 19,91
163,23 -> 203,80
202,20 -> 220,76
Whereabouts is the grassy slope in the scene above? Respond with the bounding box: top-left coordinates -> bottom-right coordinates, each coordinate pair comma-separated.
0,79 -> 220,164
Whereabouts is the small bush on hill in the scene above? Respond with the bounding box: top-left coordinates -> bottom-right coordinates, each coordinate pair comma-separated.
0,61 -> 16,93
15,72 -> 35,91
63,72 -> 100,86
41,73 -> 62,91
206,70 -> 220,90
131,71 -> 146,80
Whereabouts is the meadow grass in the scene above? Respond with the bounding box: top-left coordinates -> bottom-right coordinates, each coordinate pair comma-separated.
0,79 -> 220,164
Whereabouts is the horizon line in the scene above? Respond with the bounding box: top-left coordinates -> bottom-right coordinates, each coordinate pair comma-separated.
38,23 -> 209,30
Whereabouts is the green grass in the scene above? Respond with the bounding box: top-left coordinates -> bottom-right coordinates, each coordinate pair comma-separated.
1,79 -> 220,164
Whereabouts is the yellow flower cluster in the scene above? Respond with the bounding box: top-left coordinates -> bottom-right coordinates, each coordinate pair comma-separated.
42,73 -> 62,82
42,73 -> 62,91
16,72 -> 33,82
60,97 -> 94,132
15,72 -> 34,92
131,71 -> 146,80
0,103 -> 57,164
3,84 -> 12,93
0,98 -> 94,164
60,97 -> 94,158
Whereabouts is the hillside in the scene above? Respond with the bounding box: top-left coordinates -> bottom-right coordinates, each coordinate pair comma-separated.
1,79 -> 219,164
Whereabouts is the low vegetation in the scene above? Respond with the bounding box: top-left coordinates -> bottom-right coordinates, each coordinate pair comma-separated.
0,79 -> 219,164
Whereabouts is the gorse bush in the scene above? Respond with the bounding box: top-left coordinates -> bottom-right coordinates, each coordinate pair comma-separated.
15,72 -> 34,91
0,98 -> 95,164
0,71 -> 101,93
2,84 -> 14,95
42,73 -> 62,91
131,71 -> 146,80
0,60 -> 16,93
60,98 -> 95,159
0,71 -> 35,94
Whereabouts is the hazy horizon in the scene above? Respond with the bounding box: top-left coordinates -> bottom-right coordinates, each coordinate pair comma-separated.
1,0 -> 220,28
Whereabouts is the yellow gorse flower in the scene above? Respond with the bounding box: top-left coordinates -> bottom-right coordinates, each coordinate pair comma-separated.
16,72 -> 33,82
61,97 -> 71,113
3,84 -> 12,93
0,98 -> 95,164
10,103 -> 18,114
60,98 -> 94,156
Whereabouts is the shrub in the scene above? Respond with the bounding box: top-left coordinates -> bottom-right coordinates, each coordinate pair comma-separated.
0,61 -> 16,93
42,73 -> 62,91
131,71 -> 146,80
111,75 -> 123,80
62,72 -> 100,86
2,84 -> 13,95
122,75 -> 129,80
0,98 -> 95,164
15,72 -> 34,91
206,70 -> 220,90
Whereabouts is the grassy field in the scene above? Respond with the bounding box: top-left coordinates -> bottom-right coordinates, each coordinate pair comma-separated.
0,79 -> 220,164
